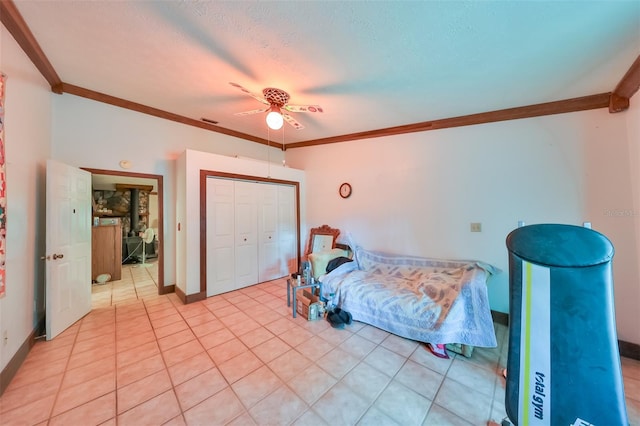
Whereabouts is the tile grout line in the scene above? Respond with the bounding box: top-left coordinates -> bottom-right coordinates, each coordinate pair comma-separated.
114,302 -> 124,423
150,296 -> 190,425
197,280 -> 329,424
167,290 -> 238,423
197,283 -> 299,424
11,275 -> 539,425
46,315 -> 90,423
113,296 -> 180,423
263,286 -> 414,425
242,296 -> 330,424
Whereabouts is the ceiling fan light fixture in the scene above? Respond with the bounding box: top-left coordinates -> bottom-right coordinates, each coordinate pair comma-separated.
266,107 -> 284,130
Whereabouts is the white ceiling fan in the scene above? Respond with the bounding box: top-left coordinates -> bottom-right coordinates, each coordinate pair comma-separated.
229,82 -> 323,130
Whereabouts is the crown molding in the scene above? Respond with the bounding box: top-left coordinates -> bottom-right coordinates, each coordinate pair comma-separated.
285,93 -> 612,149
0,0 -> 62,92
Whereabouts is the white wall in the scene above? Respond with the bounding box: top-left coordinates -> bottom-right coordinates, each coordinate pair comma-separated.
176,149 -> 305,296
623,97 -> 640,345
51,95 -> 286,288
285,107 -> 640,345
583,106 -> 640,345
0,25 -> 53,371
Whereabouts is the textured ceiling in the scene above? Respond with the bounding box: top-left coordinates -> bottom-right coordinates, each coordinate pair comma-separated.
11,0 -> 640,145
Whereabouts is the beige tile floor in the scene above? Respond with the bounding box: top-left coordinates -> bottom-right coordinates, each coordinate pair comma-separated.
1,262 -> 639,425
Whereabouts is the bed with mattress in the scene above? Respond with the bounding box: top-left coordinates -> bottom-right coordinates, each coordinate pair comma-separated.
314,246 -> 498,354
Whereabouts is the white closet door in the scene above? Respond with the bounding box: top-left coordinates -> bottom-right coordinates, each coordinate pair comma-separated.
278,185 -> 297,277
234,181 -> 259,288
258,183 -> 280,282
206,178 -> 235,296
207,178 -> 297,296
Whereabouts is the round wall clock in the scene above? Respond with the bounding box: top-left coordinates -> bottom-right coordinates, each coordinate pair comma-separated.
339,182 -> 352,198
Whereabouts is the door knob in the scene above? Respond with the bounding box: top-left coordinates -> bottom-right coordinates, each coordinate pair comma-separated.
53,253 -> 64,260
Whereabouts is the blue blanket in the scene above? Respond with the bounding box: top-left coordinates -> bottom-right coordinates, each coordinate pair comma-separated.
320,247 -> 498,348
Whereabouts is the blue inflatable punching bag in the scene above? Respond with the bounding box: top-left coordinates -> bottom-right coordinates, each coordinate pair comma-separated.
505,224 -> 628,425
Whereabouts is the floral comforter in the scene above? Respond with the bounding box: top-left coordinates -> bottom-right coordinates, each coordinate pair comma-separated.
320,247 -> 498,347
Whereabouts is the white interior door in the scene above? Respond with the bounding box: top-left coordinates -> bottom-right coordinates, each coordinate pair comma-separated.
46,160 -> 92,340
258,184 -> 280,282
234,181 -> 258,288
206,178 -> 235,296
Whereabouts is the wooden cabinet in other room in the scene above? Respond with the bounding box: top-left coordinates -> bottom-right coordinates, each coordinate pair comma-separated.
92,224 -> 122,281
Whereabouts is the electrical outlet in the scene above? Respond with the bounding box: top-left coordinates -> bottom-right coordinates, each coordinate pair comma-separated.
470,222 -> 482,232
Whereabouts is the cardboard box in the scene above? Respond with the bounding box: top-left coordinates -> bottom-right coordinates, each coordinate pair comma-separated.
296,289 -> 324,321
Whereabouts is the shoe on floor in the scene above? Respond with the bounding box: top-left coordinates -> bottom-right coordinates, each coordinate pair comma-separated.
326,311 -> 345,329
426,343 -> 450,359
334,307 -> 352,325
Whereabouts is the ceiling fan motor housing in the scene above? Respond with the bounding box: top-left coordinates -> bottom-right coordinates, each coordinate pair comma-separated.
263,88 -> 290,107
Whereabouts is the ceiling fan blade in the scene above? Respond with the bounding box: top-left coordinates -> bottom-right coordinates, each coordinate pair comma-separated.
282,113 -> 304,130
229,82 -> 270,105
283,104 -> 323,113
234,107 -> 269,116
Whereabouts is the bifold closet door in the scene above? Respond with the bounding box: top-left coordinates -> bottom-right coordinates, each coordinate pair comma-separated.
258,184 -> 280,282
278,185 -> 297,277
206,179 -> 258,296
206,178 -> 296,297
206,178 -> 235,296
257,184 -> 297,281
234,181 -> 259,289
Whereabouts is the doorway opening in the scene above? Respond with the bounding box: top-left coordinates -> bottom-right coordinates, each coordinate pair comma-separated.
82,168 -> 166,299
